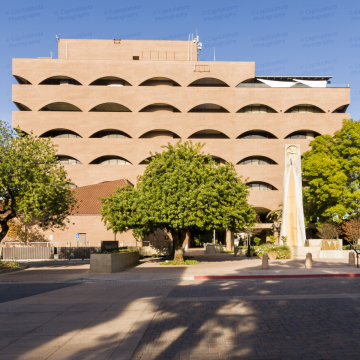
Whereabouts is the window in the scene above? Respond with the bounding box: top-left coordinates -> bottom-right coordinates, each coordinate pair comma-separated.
133,56 -> 139,60
285,131 -> 320,139
237,104 -> 276,113
238,156 -> 276,165
188,103 -> 229,113
188,130 -> 228,139
248,182 -> 277,191
90,130 -> 131,138
57,156 -> 82,165
285,104 -> 324,113
238,131 -> 277,139
90,156 -> 132,165
41,129 -> 81,138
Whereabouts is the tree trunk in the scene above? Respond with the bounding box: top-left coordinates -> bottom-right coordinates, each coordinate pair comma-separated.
172,229 -> 184,262
0,218 -> 11,243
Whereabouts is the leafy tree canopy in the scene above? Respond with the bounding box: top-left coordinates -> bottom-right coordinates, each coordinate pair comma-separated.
302,119 -> 360,224
101,141 -> 256,261
0,121 -> 78,241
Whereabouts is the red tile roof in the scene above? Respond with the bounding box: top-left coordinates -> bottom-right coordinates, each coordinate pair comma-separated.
71,179 -> 133,215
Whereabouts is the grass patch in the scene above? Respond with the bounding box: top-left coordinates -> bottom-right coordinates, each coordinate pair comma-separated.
221,250 -> 234,254
0,261 -> 20,270
96,249 -> 139,254
159,259 -> 200,265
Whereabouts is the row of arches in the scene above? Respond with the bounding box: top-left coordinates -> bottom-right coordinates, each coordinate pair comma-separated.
15,75 -> 230,87
58,154 -> 279,166
41,128 -> 321,140
14,101 -> 347,113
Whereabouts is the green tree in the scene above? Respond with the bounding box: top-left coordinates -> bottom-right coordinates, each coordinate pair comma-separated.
302,119 -> 360,224
0,121 -> 78,242
101,141 -> 256,261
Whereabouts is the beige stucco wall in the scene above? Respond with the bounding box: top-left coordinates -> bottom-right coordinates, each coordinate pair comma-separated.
10,39 -> 351,244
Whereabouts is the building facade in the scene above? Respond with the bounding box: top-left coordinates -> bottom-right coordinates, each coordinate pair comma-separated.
12,39 -> 350,245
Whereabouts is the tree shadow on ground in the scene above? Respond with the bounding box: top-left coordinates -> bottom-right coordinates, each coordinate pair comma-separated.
1,263 -> 360,359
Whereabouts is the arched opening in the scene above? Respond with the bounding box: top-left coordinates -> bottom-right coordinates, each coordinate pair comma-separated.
139,77 -> 180,86
14,102 -> 31,111
14,75 -> 31,85
90,156 -> 132,165
39,76 -> 82,85
188,78 -> 229,87
285,104 -> 325,113
204,156 -> 226,165
89,76 -> 131,86
39,102 -> 82,111
237,104 -> 277,113
90,130 -> 131,138
237,130 -> 277,139
188,103 -> 229,113
254,207 -> 273,223
188,130 -> 229,139
89,103 -> 131,112
238,156 -> 277,165
247,182 -> 277,191
41,129 -> 82,138
57,156 -> 82,165
333,104 -> 349,113
236,78 -> 269,88
140,130 -> 180,138
139,104 -> 181,112
139,156 -> 153,165
285,130 -> 320,139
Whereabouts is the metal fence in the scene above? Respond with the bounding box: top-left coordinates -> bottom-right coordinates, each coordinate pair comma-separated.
2,246 -> 52,260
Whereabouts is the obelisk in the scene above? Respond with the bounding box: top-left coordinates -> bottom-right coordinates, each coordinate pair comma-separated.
280,145 -> 306,247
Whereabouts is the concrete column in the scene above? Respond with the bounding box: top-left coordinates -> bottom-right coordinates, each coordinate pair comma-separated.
266,229 -> 271,242
262,254 -> 269,269
305,253 -> 312,269
349,252 -> 356,267
226,229 -> 234,251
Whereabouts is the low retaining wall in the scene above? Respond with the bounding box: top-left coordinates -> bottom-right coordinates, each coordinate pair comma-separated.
319,250 -> 352,259
291,246 -> 320,259
90,252 -> 139,273
206,245 -> 223,254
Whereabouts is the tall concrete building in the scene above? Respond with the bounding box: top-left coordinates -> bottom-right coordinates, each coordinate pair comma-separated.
12,38 -> 350,246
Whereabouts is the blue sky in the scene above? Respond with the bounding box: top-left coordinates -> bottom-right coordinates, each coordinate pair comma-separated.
1,0 -> 359,124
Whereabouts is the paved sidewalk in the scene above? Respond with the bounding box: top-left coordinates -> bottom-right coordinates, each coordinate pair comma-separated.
0,256 -> 359,284
2,276 -> 360,359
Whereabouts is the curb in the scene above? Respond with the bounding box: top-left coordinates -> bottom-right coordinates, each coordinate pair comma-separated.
0,266 -> 28,274
195,274 -> 360,280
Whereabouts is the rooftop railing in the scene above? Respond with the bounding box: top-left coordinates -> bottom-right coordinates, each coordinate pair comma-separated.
236,83 -> 350,88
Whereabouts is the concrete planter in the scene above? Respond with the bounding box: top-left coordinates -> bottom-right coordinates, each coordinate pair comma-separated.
206,245 -> 223,254
268,252 -> 277,260
90,252 -> 139,273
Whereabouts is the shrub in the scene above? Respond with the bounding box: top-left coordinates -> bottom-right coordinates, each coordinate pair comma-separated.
253,237 -> 261,246
255,243 -> 290,259
159,260 -> 200,265
317,222 -> 339,239
151,254 -> 160,258
281,236 -> 287,246
269,236 -> 276,244
0,261 -> 20,269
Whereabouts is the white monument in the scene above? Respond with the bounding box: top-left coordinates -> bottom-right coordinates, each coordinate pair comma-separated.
280,144 -> 306,247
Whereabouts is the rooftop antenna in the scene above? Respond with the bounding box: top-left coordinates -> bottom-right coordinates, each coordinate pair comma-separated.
50,51 -> 53,59
55,34 -> 60,42
214,48 -> 215,61
195,30 -> 202,61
